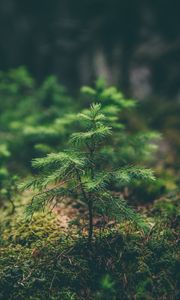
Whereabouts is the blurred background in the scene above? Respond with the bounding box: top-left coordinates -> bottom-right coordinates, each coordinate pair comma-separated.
0,0 -> 180,167
1,0 -> 180,95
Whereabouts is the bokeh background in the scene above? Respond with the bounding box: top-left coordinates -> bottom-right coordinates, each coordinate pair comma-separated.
0,0 -> 180,167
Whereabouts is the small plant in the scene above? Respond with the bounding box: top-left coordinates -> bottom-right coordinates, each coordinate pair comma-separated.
22,103 -> 155,243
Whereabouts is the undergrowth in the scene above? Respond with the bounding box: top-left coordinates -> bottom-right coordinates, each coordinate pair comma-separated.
0,203 -> 179,300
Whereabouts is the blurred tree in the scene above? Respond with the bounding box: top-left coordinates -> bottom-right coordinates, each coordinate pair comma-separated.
0,0 -> 180,99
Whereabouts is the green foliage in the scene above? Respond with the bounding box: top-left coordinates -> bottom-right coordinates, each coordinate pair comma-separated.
0,210 -> 178,300
0,67 -> 75,172
0,67 -> 178,299
23,103 -> 156,241
81,79 -> 161,167
0,69 -> 160,185
0,144 -> 10,183
150,192 -> 180,222
0,143 -> 19,212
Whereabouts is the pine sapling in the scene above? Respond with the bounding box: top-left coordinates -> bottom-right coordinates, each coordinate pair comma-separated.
21,103 -> 156,243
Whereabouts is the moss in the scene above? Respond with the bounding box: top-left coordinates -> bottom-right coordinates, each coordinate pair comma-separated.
0,209 -> 179,300
0,194 -> 179,300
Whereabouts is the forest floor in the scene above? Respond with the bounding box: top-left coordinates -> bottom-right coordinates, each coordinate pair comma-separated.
0,192 -> 179,300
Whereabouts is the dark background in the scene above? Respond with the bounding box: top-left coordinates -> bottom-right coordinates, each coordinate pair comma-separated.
0,0 -> 180,100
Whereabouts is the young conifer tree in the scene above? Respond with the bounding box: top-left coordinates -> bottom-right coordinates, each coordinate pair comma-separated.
22,103 -> 155,243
